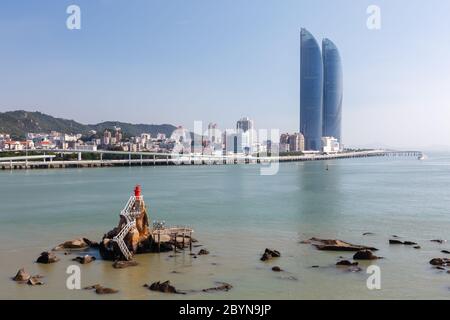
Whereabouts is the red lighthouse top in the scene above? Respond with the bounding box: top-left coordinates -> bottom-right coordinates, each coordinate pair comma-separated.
134,185 -> 141,197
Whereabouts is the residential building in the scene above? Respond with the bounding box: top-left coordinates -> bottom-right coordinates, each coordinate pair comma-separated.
236,117 -> 254,132
279,133 -> 290,153
103,130 -> 112,145
289,133 -> 305,152
207,123 -> 222,145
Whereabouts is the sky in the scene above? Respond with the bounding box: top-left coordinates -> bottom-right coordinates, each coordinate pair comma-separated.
1,0 -> 450,149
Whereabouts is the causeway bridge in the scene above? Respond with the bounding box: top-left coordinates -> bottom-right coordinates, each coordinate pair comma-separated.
0,149 -> 424,170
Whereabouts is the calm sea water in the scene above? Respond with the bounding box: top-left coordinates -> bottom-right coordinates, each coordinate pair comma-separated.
1,153 -> 450,299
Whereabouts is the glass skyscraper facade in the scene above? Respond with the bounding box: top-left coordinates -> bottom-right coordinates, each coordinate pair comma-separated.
300,28 -> 323,151
300,29 -> 343,150
322,38 -> 343,143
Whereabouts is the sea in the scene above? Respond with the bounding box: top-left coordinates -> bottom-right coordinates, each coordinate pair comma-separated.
1,153 -> 449,299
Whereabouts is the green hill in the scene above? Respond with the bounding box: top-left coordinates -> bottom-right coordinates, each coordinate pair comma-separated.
0,110 -> 177,139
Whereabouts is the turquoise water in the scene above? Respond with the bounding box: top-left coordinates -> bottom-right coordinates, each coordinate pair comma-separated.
1,154 -> 450,299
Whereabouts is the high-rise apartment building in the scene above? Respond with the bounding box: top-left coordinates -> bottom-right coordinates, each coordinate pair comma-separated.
289,133 -> 305,152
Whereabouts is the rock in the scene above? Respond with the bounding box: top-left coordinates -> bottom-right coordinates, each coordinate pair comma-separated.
83,238 -> 99,248
198,249 -> 210,255
272,266 -> 283,272
84,284 -> 118,294
96,286 -> 118,294
429,258 -> 450,266
84,284 -> 99,290
36,251 -> 59,264
266,248 -> 281,257
336,260 -> 358,266
112,260 -> 139,269
353,250 -> 379,260
414,246 -> 421,249
13,269 -> 44,285
101,233 -> 167,261
435,266 -> 446,270
72,255 -> 96,264
202,282 -> 233,292
13,268 -> 31,282
304,237 -> 378,252
27,276 -> 44,286
260,248 -> 281,261
99,192 -> 155,261
99,238 -> 121,261
389,239 -> 404,245
53,238 -> 90,250
156,240 -> 177,255
146,281 -> 182,294
260,253 -> 271,261
441,250 -> 450,254
389,239 -> 417,246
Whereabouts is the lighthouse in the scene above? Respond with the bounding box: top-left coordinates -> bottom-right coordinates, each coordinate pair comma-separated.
99,185 -> 193,261
111,185 -> 148,260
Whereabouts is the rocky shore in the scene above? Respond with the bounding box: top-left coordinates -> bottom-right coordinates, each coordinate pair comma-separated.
10,186 -> 239,296
11,210 -> 450,297
299,235 -> 450,277
11,232 -> 450,296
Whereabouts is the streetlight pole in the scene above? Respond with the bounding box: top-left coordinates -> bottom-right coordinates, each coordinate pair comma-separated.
25,140 -> 28,169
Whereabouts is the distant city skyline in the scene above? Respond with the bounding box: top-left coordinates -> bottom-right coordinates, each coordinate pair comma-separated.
1,0 -> 450,149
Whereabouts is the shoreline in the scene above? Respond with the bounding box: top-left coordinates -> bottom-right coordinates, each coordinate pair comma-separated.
0,150 -> 422,170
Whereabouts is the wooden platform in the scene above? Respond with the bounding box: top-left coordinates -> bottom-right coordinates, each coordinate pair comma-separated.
151,226 -> 194,252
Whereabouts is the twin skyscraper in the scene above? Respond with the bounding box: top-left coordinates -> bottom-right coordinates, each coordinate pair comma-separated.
300,28 -> 343,151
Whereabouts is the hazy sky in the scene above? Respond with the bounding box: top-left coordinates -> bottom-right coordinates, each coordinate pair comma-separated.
1,0 -> 449,149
